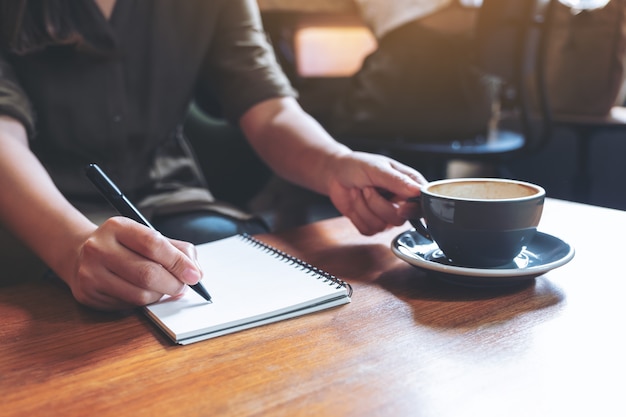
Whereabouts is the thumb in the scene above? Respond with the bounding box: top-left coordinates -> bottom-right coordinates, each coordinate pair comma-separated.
168,239 -> 204,284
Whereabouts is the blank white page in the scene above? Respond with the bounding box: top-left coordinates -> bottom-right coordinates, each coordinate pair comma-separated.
144,235 -> 351,344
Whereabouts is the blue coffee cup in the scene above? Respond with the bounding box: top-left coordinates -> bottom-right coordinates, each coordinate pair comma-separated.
409,178 -> 545,268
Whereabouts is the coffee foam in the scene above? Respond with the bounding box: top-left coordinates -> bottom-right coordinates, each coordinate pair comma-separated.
429,181 -> 538,200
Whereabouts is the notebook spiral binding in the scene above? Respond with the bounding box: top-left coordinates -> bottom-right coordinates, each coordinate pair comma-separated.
239,234 -> 353,297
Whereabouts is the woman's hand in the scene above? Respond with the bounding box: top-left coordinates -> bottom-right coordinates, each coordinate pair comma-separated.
69,217 -> 203,311
0,117 -> 203,311
239,97 -> 427,235
325,151 -> 427,235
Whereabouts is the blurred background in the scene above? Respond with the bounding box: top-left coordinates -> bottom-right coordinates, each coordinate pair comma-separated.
198,0 -> 626,229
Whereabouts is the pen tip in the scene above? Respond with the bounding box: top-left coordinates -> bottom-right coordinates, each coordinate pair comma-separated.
190,283 -> 212,302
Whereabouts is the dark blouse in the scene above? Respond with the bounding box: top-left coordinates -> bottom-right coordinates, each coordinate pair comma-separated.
0,0 -> 294,216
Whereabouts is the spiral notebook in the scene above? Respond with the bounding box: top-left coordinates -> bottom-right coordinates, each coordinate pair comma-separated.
144,234 -> 352,344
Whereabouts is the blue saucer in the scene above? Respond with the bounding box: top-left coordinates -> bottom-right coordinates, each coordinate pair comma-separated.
391,229 -> 575,287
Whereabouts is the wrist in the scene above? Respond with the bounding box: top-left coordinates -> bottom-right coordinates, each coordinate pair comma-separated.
319,147 -> 352,195
47,220 -> 97,289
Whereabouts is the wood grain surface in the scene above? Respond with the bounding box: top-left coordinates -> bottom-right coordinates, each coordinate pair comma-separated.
2,199 -> 624,417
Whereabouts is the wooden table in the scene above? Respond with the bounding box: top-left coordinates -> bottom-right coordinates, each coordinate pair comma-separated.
2,199 -> 625,416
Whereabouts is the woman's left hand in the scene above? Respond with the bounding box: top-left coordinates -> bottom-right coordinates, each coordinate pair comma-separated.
325,151 -> 427,235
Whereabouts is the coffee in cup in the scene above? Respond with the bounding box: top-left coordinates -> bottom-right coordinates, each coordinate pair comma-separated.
409,178 -> 545,267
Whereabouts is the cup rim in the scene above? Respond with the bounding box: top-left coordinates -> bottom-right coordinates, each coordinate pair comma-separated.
421,177 -> 546,202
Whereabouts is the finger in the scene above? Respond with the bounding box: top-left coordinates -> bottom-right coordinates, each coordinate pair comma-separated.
103,248 -> 187,297
368,161 -> 426,201
337,188 -> 370,235
81,290 -> 136,311
348,188 -> 389,235
83,226 -> 188,297
99,266 -> 168,306
170,239 -> 203,273
90,274 -> 186,310
398,200 -> 422,221
115,221 -> 202,286
74,258 -> 167,310
348,209 -> 376,236
362,187 -> 406,226
389,159 -> 428,186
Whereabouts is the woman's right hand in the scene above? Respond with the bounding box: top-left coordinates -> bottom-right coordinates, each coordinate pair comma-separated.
69,216 -> 203,311
0,116 -> 203,311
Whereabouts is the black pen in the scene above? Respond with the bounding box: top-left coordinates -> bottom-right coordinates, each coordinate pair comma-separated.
85,163 -> 212,302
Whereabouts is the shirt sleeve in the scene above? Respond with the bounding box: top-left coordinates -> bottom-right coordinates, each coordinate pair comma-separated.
0,52 -> 36,137
197,0 -> 297,123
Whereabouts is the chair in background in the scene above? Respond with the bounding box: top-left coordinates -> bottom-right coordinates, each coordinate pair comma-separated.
255,0 -> 557,225
262,0 -> 626,208
183,102 -> 272,209
537,0 -> 626,203
332,0 -> 556,181
183,103 -> 334,231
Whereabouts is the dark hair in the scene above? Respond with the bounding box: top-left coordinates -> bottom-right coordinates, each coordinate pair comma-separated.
0,0 -> 83,54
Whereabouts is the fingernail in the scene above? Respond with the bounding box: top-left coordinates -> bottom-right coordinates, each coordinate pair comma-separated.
183,267 -> 202,284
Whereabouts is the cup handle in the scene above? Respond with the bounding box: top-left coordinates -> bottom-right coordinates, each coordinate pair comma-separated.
407,196 -> 433,241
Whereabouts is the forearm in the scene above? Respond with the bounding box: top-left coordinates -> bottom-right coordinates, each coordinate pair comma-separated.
0,117 -> 95,282
240,97 -> 352,195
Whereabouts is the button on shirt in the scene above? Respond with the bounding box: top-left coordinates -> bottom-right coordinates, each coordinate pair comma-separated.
0,0 -> 295,219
